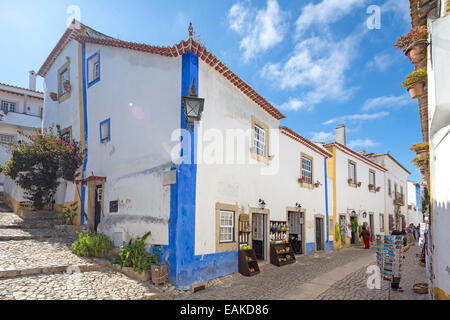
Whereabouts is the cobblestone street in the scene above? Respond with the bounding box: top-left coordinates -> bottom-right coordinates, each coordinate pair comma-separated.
0,200 -> 429,300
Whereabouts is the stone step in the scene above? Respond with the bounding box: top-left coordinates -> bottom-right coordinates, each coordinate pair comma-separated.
0,262 -> 110,279
0,228 -> 66,241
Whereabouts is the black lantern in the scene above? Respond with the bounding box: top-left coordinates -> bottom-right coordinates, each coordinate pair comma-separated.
182,77 -> 204,128
258,199 -> 266,210
362,211 -> 367,218
351,210 -> 356,216
295,203 -> 302,209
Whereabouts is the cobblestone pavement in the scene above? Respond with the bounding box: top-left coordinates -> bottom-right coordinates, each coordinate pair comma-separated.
316,243 -> 429,300
0,268 -> 160,300
158,247 -> 377,300
0,202 -> 164,300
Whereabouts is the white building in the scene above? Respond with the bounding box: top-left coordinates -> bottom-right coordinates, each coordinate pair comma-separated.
362,152 -> 410,233
0,74 -> 43,187
29,21 -> 336,289
407,180 -> 424,226
323,125 -> 387,250
427,1 -> 450,300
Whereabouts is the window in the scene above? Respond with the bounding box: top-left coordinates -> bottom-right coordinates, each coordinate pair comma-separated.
87,52 -> 100,86
388,179 -> 392,197
301,156 -> 313,184
0,134 -> 14,143
379,214 -> 385,232
1,101 -> 16,112
394,183 -> 398,198
348,161 -> 356,184
100,119 -> 110,143
219,210 -> 234,243
60,127 -> 72,143
389,214 -> 394,232
254,124 -> 266,157
58,67 -> 70,96
400,186 -> 404,198
369,170 -> 375,187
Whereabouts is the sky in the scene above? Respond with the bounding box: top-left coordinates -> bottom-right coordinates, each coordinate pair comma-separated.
0,0 -> 423,181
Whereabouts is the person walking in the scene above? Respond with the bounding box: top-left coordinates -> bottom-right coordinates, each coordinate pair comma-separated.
360,225 -> 371,249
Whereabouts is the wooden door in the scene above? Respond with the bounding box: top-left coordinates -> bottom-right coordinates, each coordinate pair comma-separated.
315,217 -> 324,251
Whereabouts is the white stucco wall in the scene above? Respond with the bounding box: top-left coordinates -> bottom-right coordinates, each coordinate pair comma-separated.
429,14 -> 450,298
195,59 -> 330,255
334,147 -> 385,235
43,40 -> 182,246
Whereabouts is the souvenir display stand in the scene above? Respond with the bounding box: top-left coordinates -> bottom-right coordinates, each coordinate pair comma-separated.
238,214 -> 260,276
376,234 -> 404,299
269,220 -> 296,266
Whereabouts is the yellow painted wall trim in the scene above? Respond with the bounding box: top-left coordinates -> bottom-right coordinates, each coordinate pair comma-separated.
434,287 -> 450,300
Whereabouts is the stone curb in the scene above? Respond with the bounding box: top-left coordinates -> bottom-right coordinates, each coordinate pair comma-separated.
0,234 -> 55,241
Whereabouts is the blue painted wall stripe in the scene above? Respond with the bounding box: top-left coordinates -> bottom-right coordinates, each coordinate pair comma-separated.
80,43 -> 88,225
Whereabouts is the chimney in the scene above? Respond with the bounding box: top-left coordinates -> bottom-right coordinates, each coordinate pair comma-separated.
335,124 -> 346,146
29,70 -> 36,91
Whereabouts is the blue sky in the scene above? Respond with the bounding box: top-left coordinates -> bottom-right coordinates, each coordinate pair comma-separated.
0,0 -> 422,181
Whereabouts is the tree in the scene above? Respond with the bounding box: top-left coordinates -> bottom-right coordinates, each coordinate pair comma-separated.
1,127 -> 83,209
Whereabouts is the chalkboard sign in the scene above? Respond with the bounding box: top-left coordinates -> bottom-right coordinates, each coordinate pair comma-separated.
109,200 -> 118,213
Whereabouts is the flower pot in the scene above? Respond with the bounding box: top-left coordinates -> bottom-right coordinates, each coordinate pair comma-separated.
407,82 -> 424,99
298,177 -> 304,183
405,40 -> 428,64
63,81 -> 71,92
357,182 -> 362,187
376,187 -> 381,192
348,179 -> 353,185
314,182 -> 320,188
49,92 -> 58,101
369,185 -> 374,191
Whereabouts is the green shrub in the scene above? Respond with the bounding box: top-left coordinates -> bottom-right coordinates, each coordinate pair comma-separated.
60,201 -> 78,225
71,230 -> 111,257
118,231 -> 158,273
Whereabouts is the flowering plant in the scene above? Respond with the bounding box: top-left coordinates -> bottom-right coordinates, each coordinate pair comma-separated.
1,127 -> 83,209
401,68 -> 427,88
393,26 -> 428,53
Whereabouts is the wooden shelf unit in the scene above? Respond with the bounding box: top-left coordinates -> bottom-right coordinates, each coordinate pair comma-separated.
238,213 -> 260,276
270,242 -> 296,266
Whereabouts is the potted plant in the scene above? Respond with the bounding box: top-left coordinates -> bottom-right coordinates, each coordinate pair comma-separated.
368,184 -> 375,191
357,182 -> 362,187
347,178 -> 353,185
401,68 -> 427,99
394,26 -> 428,63
411,142 -> 429,161
63,80 -> 71,92
49,92 -> 58,101
298,177 -> 304,183
314,181 -> 320,188
376,186 -> 381,192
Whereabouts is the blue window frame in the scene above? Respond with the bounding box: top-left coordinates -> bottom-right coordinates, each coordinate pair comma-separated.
99,118 -> 110,143
87,51 -> 100,87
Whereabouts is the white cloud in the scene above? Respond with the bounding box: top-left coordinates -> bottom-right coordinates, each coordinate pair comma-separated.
228,2 -> 249,33
295,0 -> 367,38
310,131 -> 335,142
261,34 -> 359,110
382,0 -> 411,25
367,52 -> 395,72
323,111 -> 389,125
348,138 -> 380,149
278,97 -> 306,111
362,94 -> 412,111
227,0 -> 287,61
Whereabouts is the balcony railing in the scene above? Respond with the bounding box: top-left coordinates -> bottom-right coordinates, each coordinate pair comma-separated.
394,192 -> 405,206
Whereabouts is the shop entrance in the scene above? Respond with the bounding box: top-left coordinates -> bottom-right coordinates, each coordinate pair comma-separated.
252,213 -> 267,261
288,211 -> 304,254
315,217 -> 324,251
350,216 -> 358,244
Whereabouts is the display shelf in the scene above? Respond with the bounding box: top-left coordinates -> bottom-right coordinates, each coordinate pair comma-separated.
270,242 -> 296,267
238,249 -> 260,276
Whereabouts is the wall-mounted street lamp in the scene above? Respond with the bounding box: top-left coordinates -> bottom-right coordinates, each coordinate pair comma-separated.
295,203 -> 302,210
258,199 -> 266,210
181,77 -> 204,130
362,211 -> 367,218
